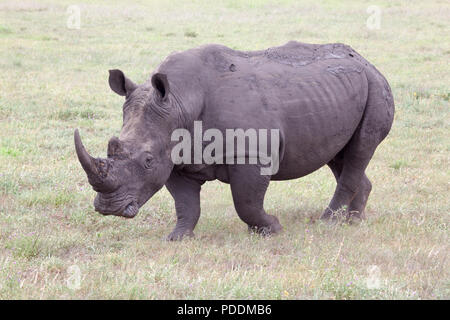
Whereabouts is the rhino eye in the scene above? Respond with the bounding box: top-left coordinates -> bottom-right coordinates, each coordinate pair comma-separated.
144,156 -> 154,169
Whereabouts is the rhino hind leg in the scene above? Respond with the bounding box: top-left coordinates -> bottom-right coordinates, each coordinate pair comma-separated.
321,151 -> 373,223
347,175 -> 372,223
228,165 -> 282,235
321,69 -> 394,223
325,155 -> 372,223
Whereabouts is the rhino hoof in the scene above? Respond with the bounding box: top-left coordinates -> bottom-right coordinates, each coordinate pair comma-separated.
166,229 -> 195,241
346,211 -> 366,225
248,217 -> 283,237
320,207 -> 348,225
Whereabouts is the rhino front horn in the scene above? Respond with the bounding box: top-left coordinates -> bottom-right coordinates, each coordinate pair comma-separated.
74,129 -> 98,177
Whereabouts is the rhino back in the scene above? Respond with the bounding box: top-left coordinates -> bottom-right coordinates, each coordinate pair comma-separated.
194,42 -> 369,178
158,42 -> 379,179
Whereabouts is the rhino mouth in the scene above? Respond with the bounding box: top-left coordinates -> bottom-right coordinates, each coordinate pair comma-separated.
94,193 -> 139,218
122,202 -> 139,218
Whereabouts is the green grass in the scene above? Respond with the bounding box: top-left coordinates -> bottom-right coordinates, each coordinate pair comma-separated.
0,0 -> 449,299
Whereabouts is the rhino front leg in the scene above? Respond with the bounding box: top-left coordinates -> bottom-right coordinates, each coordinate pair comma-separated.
165,171 -> 203,241
228,165 -> 282,235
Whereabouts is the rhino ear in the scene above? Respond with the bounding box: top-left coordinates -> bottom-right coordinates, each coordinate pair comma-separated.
151,73 -> 170,101
108,69 -> 137,97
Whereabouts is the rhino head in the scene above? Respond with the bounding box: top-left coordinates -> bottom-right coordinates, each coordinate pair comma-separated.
74,69 -> 177,218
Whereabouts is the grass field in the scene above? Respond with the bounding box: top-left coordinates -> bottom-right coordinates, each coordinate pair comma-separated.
0,0 -> 448,299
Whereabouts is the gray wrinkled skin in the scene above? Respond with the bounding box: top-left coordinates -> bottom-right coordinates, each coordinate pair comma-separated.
75,41 -> 394,240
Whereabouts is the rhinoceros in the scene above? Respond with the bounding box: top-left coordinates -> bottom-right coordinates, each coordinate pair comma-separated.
74,41 -> 394,240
